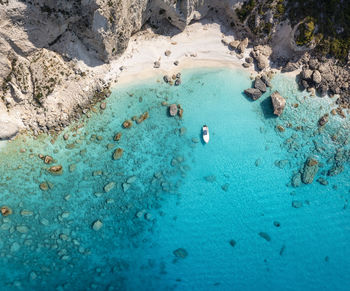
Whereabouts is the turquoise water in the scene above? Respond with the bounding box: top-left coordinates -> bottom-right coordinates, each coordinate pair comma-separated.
0,68 -> 350,290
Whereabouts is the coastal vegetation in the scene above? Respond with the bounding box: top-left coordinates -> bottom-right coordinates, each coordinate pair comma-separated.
286,0 -> 350,60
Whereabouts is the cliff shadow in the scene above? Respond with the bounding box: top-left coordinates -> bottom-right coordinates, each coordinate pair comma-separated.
260,96 -> 276,119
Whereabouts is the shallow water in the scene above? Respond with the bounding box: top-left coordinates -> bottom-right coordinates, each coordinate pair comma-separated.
0,68 -> 349,290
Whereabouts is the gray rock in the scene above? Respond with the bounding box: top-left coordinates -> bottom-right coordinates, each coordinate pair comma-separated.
270,91 -> 286,116
244,88 -> 263,100
302,157 -> 319,184
169,104 -> 178,116
261,74 -> 272,87
126,176 -> 137,184
282,62 -> 299,73
301,69 -> 313,80
254,77 -> 267,92
0,121 -> 19,140
154,61 -> 160,68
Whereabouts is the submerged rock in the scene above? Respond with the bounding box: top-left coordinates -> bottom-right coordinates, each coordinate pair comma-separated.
292,200 -> 303,208
244,88 -> 262,100
114,132 -> 122,141
204,175 -> 216,183
291,172 -> 302,187
1,206 -> 12,216
229,239 -> 236,247
104,182 -> 115,193
302,157 -> 319,184
39,182 -> 49,191
48,165 -> 63,175
122,120 -> 133,129
258,232 -> 271,242
318,114 -> 329,127
44,155 -> 53,164
92,220 -> 103,231
173,248 -> 188,258
113,148 -> 123,160
270,91 -> 286,116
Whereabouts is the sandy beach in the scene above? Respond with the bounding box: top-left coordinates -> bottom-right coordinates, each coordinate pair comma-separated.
105,22 -> 256,86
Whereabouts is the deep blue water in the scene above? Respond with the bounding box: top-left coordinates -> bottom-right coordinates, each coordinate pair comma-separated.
0,68 -> 349,290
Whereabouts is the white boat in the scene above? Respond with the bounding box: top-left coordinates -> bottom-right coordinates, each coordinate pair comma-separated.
202,125 -> 209,143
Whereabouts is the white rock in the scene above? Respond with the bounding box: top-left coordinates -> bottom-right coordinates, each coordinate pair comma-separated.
104,182 -> 115,192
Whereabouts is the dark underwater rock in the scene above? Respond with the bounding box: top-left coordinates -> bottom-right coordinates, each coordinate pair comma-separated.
254,77 -> 267,92
173,248 -> 188,258
258,232 -> 271,242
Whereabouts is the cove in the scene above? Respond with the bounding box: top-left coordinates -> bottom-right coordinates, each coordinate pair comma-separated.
0,68 -> 349,290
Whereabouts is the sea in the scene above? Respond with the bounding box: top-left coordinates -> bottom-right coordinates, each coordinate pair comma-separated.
0,67 -> 349,291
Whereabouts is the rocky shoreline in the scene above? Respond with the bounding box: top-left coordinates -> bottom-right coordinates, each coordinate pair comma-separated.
0,0 -> 350,141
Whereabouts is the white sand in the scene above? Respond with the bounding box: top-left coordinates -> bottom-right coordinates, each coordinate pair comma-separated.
105,22 -> 257,86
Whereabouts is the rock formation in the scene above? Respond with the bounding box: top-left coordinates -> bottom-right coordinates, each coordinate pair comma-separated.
270,91 -> 286,116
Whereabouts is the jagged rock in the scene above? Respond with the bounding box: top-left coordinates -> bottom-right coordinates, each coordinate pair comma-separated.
165,50 -> 171,56
169,104 -> 178,116
229,40 -> 240,50
244,88 -> 263,100
254,77 -> 267,92
270,91 -> 286,116
308,59 -> 319,70
39,182 -> 49,191
48,165 -> 63,175
318,114 -> 329,126
237,38 -> 248,54
261,74 -> 272,87
312,70 -> 322,84
282,62 -> 299,73
301,157 -> 319,184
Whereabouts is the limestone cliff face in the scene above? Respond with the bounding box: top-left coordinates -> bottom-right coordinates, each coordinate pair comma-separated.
0,0 -> 246,138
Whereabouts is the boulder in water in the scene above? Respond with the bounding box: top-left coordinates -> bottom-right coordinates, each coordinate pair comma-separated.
271,91 -> 286,116
169,104 -> 178,116
244,88 -> 263,100
122,120 -> 133,129
48,165 -> 63,175
254,77 -> 267,92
